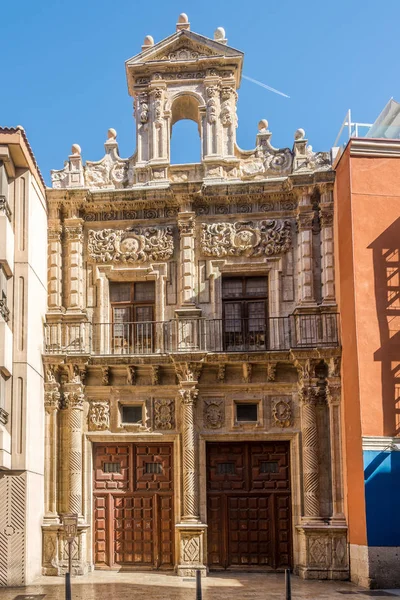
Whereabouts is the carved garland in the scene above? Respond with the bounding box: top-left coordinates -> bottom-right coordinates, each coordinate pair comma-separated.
201,220 -> 291,258
88,226 -> 174,263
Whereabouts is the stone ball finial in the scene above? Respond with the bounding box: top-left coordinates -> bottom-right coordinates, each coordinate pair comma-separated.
258,119 -> 269,132
107,128 -> 117,140
142,35 -> 154,50
214,27 -> 225,40
71,143 -> 81,156
294,128 -> 305,141
176,13 -> 190,31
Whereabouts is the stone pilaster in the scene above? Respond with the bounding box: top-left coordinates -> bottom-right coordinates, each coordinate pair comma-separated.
177,212 -> 196,307
326,359 -> 344,520
320,185 -> 335,304
64,219 -> 84,313
43,366 -> 60,522
296,189 -> 315,305
47,222 -> 63,312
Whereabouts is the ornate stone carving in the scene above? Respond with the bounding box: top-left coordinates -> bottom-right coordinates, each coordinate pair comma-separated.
308,536 -> 329,567
216,363 -> 226,383
88,226 -> 174,263
175,362 -> 203,383
151,366 -> 160,386
139,92 -> 149,123
154,398 -> 175,430
126,365 -> 136,385
181,534 -> 201,563
242,363 -> 252,384
206,85 -> 218,124
45,388 -> 61,412
101,367 -> 109,386
178,216 -> 195,236
204,398 -> 224,429
63,390 -> 84,410
179,385 -> 199,520
266,362 -> 277,381
272,397 -> 292,428
200,220 -> 291,258
88,402 -> 110,431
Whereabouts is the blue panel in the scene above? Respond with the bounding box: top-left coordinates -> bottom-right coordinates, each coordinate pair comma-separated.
364,450 -> 400,546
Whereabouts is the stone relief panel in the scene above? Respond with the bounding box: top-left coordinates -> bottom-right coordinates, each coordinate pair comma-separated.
272,397 -> 292,428
201,220 -> 291,258
203,397 -> 224,429
87,226 -> 174,263
88,402 -> 110,431
154,398 -> 175,430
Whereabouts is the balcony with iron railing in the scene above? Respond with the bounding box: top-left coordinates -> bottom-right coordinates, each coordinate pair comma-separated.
44,313 -> 340,356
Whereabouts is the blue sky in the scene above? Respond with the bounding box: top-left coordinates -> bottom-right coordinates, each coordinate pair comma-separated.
2,0 -> 399,185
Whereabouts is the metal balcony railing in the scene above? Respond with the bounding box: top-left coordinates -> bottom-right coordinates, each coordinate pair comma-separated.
43,313 -> 340,355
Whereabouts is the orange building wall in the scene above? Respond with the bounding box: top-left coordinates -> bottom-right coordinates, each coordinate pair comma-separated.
335,141 -> 400,546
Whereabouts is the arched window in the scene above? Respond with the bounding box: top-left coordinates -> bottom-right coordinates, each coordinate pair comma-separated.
169,94 -> 202,165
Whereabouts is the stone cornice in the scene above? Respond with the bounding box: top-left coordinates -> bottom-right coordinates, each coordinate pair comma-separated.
349,138 -> 400,158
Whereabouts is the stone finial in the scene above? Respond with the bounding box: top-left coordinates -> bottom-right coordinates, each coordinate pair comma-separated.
258,119 -> 269,132
214,27 -> 227,44
71,143 -> 81,156
294,128 -> 305,141
176,13 -> 190,31
105,128 -> 118,154
142,35 -> 154,51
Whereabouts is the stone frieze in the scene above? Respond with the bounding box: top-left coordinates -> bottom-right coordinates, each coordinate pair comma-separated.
200,219 -> 291,258
88,226 -> 174,263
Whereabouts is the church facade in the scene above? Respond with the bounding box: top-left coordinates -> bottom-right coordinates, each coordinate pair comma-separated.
43,14 -> 346,579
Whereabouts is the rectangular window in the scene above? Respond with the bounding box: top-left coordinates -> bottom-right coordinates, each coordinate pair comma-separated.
222,276 -> 267,351
217,462 -> 236,475
260,461 -> 279,474
103,462 -> 121,473
145,462 -> 163,474
110,281 -> 155,354
121,405 -> 143,424
236,403 -> 258,422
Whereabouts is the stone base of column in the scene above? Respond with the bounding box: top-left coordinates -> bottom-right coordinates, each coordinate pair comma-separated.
176,523 -> 208,577
42,524 -> 91,576
296,524 -> 348,581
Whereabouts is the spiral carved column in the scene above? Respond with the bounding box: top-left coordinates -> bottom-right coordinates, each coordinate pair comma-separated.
179,384 -> 199,522
300,384 -> 321,519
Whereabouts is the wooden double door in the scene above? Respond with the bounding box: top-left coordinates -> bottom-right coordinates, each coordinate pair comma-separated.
207,441 -> 292,570
93,443 -> 174,569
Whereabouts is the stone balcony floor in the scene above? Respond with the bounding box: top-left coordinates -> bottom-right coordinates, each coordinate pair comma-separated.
1,572 -> 399,600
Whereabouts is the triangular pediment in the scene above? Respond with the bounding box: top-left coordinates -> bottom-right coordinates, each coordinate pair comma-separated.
126,30 -> 243,67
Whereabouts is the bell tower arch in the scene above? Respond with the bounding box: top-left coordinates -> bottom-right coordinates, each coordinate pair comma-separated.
125,14 -> 243,184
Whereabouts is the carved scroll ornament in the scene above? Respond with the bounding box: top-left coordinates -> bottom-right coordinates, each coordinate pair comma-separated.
88,226 -> 174,263
88,402 -> 110,431
201,220 -> 291,258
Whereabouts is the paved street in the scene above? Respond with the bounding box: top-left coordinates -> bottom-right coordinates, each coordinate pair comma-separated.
0,572 -> 399,600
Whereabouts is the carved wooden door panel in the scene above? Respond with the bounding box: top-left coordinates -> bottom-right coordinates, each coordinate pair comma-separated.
207,441 -> 291,570
93,443 -> 174,569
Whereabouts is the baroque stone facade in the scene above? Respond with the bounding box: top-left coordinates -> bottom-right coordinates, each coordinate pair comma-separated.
43,14 -> 346,580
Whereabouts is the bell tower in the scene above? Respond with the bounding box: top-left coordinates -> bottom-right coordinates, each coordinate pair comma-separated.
125,14 -> 243,184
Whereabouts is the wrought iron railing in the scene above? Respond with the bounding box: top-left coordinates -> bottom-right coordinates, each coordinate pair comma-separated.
44,313 -> 340,355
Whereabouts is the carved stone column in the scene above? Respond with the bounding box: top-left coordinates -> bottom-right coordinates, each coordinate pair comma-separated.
60,366 -> 85,517
296,189 -> 315,305
295,359 -> 321,520
320,185 -> 335,304
180,383 -> 199,521
48,221 -> 63,312
326,358 -> 344,520
64,219 -> 84,312
43,365 -> 60,522
300,383 -> 321,520
204,83 -> 220,159
174,361 -> 207,576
